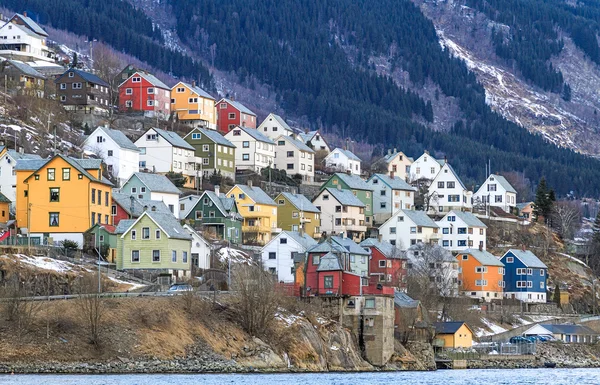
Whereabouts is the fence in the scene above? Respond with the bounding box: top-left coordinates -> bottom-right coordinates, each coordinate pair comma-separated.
473,340 -> 536,355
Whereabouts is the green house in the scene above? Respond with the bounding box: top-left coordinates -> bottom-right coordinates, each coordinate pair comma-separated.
116,210 -> 192,279
181,189 -> 243,244
321,173 -> 374,226
183,127 -> 236,179
84,223 -> 118,263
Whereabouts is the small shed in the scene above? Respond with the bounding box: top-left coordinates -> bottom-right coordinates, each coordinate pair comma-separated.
433,321 -> 474,348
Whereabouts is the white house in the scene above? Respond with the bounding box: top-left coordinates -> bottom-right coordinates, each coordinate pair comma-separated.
0,14 -> 55,63
224,126 -> 275,173
183,224 -> 212,270
261,230 -> 317,283
297,130 -> 330,152
135,127 -> 196,184
436,210 -> 487,252
120,172 -> 181,217
378,149 -> 413,181
0,147 -> 41,208
273,135 -> 315,182
378,209 -> 440,249
409,151 -> 444,182
312,187 -> 367,241
258,113 -> 297,140
366,173 -> 416,224
428,163 -> 472,214
324,148 -> 361,175
473,174 -> 517,213
522,324 -> 598,344
178,195 -> 200,220
83,125 -> 140,185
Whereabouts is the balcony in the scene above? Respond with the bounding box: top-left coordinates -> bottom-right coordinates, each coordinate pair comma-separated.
242,224 -> 272,234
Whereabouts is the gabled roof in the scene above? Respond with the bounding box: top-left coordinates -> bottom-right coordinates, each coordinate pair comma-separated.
198,190 -> 242,220
298,131 -> 317,142
322,187 -> 365,207
516,202 -> 533,210
20,155 -> 113,186
307,240 -> 348,254
120,71 -> 169,90
435,163 -> 467,190
218,98 -> 256,116
360,238 -> 403,259
276,135 -> 314,153
488,174 -> 517,194
10,13 -> 48,37
445,211 -> 487,228
115,219 -> 137,234
5,149 -> 41,161
394,291 -> 420,308
271,231 -> 318,250
383,150 -> 413,164
185,127 -> 235,147
124,172 -> 181,195
461,248 -> 503,267
14,158 -> 48,171
316,252 -> 343,271
0,191 -> 10,203
402,210 -> 438,228
329,148 -> 360,161
503,249 -> 547,269
96,126 -> 139,151
261,113 -> 293,132
330,173 -> 372,191
231,126 -> 275,144
332,236 -> 371,256
231,184 -> 276,206
5,60 -> 46,79
112,192 -> 172,217
179,195 -> 200,218
540,324 -> 598,335
434,321 -> 471,335
176,81 -> 214,100
368,174 -> 416,191
120,210 -> 191,240
278,192 -> 320,213
55,68 -> 109,87
149,127 -> 195,150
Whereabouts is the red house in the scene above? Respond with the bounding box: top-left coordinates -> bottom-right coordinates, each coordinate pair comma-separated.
216,98 -> 257,133
360,238 -> 407,290
118,71 -> 171,117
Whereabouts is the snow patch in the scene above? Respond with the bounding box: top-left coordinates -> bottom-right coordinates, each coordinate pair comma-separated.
476,318 -> 508,337
108,276 -> 146,291
556,252 -> 589,268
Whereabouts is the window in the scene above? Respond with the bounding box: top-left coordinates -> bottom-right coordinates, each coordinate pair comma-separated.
448,216 -> 455,222
280,238 -> 288,244
365,298 -> 375,308
192,133 -> 202,140
527,281 -> 533,288
475,266 -> 488,273
324,275 -> 334,289
389,227 -> 396,234
410,227 -> 416,234
447,181 -> 455,188
91,188 -> 96,203
125,88 -> 133,95
540,282 -> 545,289
443,228 -> 449,234
379,260 -> 386,268
269,252 -> 276,260
287,151 -> 294,157
287,164 -> 294,170
442,240 -> 449,247
60,95 -> 66,102
107,150 -> 113,157
152,250 -> 160,262
488,184 -> 497,192
228,113 -> 236,119
203,158 -> 209,165
112,205 -> 117,215
49,212 -> 59,227
132,76 -> 141,83
397,216 -> 404,222
458,240 -> 466,246
131,250 -> 140,263
98,190 -> 102,206
125,100 -> 133,108
438,181 -> 444,188
527,268 -> 533,275
147,100 -> 154,107
495,195 -> 503,203
72,82 -> 82,89
60,83 -> 66,90
540,270 -> 545,276
380,202 -> 386,209
146,134 -> 157,141
202,144 -> 210,152
507,257 -> 514,263
49,188 -> 60,202
142,227 -> 150,239
47,168 -> 55,181
458,227 -> 467,234
172,250 -> 177,262
105,192 -> 109,206
516,268 -> 526,275
155,230 -> 161,239
131,230 -> 137,240
475,280 -> 487,287
242,154 -> 250,161
462,254 -> 469,260
312,255 -> 320,265
183,252 -> 188,263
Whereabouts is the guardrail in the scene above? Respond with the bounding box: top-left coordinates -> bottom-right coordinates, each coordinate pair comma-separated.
0,290 -> 231,302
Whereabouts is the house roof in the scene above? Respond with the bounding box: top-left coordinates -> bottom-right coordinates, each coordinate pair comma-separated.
5,60 -> 46,79
298,131 -> 317,143
179,195 -> 200,218
461,248 -> 503,267
98,126 -> 139,151
234,126 -> 275,144
120,211 -> 191,240
186,127 -> 235,147
267,113 -> 293,132
402,210 -> 438,228
151,127 -> 195,150
14,158 -> 49,171
332,235 -> 371,255
135,71 -> 170,90
199,191 -> 242,220
233,184 -> 276,206
383,150 -> 413,164
6,149 -> 41,161
112,192 -> 172,217
277,135 -> 314,153
219,98 -> 256,116
331,173 -> 372,191
516,202 -> 533,210
307,240 -> 348,254
489,174 -> 517,194
434,321 -> 471,335
540,324 -> 598,335
178,81 -> 214,100
330,148 -> 360,161
360,238 -> 403,259
449,211 -> 487,228
441,163 -> 467,190
126,172 -> 181,194
316,252 -> 343,271
278,192 -> 320,213
394,291 -> 420,308
277,231 -> 318,250
115,219 -> 136,234
323,187 -> 365,207
504,249 -> 547,269
55,68 -> 109,87
11,13 -> 48,37
0,191 -> 10,203
19,155 -> 112,186
369,174 -> 416,191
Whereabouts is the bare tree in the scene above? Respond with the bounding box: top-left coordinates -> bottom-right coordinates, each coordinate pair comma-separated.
1,273 -> 41,341
551,201 -> 581,240
209,43 -> 217,68
76,276 -> 106,346
500,171 -> 533,203
411,178 -> 437,212
93,43 -> 125,119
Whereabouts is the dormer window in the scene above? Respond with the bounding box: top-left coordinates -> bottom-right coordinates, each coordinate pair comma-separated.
68,72 -> 74,78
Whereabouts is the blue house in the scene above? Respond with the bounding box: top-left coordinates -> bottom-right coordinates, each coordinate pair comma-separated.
500,249 -> 548,303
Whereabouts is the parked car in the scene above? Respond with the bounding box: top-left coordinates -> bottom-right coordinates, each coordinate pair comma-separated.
509,336 -> 535,344
168,284 -> 193,294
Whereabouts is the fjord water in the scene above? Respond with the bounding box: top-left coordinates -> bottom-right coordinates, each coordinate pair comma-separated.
1,369 -> 600,385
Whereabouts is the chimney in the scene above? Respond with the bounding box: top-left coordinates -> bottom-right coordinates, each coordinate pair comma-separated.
192,80 -> 196,87
424,150 -> 429,155
394,148 -> 397,153
247,179 -> 253,188
143,205 -> 148,212
387,149 -> 392,156
151,206 -> 156,212
214,185 -> 220,196
299,226 -> 304,237
104,123 -> 109,129
129,196 -> 135,215
522,244 -> 526,252
444,156 -> 447,164
377,234 -> 382,242
23,11 -> 27,17
18,147 -> 24,154
390,171 -> 395,179
479,244 -> 483,252
337,183 -> 342,191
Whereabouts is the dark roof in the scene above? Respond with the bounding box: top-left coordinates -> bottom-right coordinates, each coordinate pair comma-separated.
434,321 -> 470,335
5,60 -> 46,79
151,127 -> 195,150
11,14 -> 48,36
55,68 -> 109,87
278,192 -> 320,213
540,324 -> 598,335
125,172 -> 181,194
115,219 -> 136,234
0,191 -> 10,203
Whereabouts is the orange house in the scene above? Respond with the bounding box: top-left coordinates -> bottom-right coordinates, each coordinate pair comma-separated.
457,247 -> 504,302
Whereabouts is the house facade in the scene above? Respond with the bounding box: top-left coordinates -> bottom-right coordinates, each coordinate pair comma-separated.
366,173 -> 416,224
183,127 -> 236,179
297,130 -> 330,152
258,113 -> 296,140
3,60 -> 46,97
456,248 -> 504,301
517,202 -> 534,220
55,68 -> 110,113
261,231 -> 317,283
324,148 -> 361,175
120,172 -> 181,217
473,174 -> 517,213
216,98 -> 256,133
436,210 -> 487,251
321,173 -> 374,226
312,187 -> 367,242
523,324 -> 599,343
378,209 -> 440,249
0,13 -> 55,63
118,71 -> 171,117
0,192 -> 10,223
84,223 -> 118,263
82,125 -> 140,185
360,237 -> 406,289
434,322 -> 473,348
227,183 -> 278,245
273,135 -> 315,182
15,155 -> 113,245
500,248 -> 548,303
428,163 -> 472,214
170,81 -> 216,128
275,192 -> 321,238
224,126 -> 275,173
408,151 -> 443,182
111,192 -> 172,226
381,149 -> 413,181
0,147 -> 41,208
183,224 -> 212,270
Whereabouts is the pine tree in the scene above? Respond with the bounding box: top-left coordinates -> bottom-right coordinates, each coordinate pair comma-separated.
592,211 -> 600,246
553,283 -> 561,306
533,177 -> 548,221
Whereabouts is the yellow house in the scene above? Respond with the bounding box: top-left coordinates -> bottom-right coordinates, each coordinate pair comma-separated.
275,192 -> 321,239
0,192 -> 10,223
227,183 -> 277,245
15,155 -> 113,245
170,81 -> 216,128
434,322 -> 474,348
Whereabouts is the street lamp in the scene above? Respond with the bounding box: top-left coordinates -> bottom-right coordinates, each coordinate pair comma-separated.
84,38 -> 98,70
